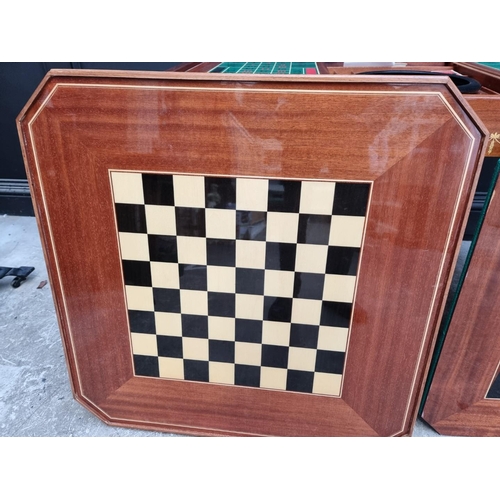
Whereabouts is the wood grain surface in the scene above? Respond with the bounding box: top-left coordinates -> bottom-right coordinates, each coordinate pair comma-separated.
467,96 -> 500,156
422,96 -> 500,436
17,70 -> 486,436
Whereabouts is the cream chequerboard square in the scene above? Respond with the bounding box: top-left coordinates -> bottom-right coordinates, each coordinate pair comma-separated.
262,321 -> 290,346
180,290 -> 208,315
323,274 -> 356,303
235,240 -> 266,269
329,215 -> 366,247
177,236 -> 207,265
291,298 -> 322,325
235,294 -> 264,320
131,333 -> 158,356
288,347 -> 317,372
111,171 -> 144,204
206,209 -> 236,239
236,178 -> 269,211
125,285 -> 154,311
158,357 -> 184,380
318,326 -> 349,352
183,338 -> 209,361
266,212 -> 299,243
313,372 -> 342,396
260,367 -> 287,390
119,233 -> 150,262
235,342 -> 262,366
145,205 -> 176,235
173,174 -> 205,208
155,312 -> 182,337
208,316 -> 235,341
209,362 -> 235,384
207,266 -> 235,293
151,262 -> 180,289
295,244 -> 328,274
264,270 -> 295,298
299,181 -> 336,215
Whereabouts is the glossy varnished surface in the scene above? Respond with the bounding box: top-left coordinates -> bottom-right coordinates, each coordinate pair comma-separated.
17,70 -> 486,436
467,97 -> 500,156
422,97 -> 500,436
112,171 -> 369,396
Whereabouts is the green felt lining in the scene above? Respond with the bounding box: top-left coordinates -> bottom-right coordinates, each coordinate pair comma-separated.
209,62 -> 318,74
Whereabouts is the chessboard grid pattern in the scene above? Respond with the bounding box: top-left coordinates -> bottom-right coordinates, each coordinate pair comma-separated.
111,171 -> 370,397
209,62 -> 319,74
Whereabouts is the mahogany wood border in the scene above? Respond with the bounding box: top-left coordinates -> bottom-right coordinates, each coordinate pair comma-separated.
17,70 -> 486,436
423,99 -> 500,436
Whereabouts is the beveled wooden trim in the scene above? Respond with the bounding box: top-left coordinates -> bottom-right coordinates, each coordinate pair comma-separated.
466,97 -> 500,156
454,62 -> 500,94
17,71 -> 486,436
423,159 -> 500,435
17,67 -> 452,88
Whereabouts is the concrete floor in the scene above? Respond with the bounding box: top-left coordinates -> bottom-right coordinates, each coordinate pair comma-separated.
0,214 -> 440,437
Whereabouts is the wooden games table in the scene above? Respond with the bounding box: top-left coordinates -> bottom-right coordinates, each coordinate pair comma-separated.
17,68 -> 486,436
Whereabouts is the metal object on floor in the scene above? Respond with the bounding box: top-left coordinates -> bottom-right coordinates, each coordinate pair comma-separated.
0,266 -> 35,288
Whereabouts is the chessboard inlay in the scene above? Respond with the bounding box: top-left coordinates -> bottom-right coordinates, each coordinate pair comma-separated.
110,171 -> 370,397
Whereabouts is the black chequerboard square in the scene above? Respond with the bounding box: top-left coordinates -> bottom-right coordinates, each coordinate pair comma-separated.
182,314 -> 209,338
148,235 -> 178,263
205,176 -> 236,209
133,355 -> 159,377
264,296 -> 292,322
320,301 -> 352,328
236,268 -> 264,295
153,288 -> 181,313
268,179 -> 301,212
175,207 -> 206,237
209,340 -> 235,363
333,183 -> 370,216
116,204 -> 147,233
286,370 -> 314,393
235,319 -> 262,343
293,272 -> 324,300
315,350 -> 345,374
142,173 -> 174,206
235,365 -> 260,387
184,360 -> 209,382
128,310 -> 155,334
122,260 -> 152,287
207,239 -> 235,267
179,264 -> 207,290
325,246 -> 360,275
290,324 -> 319,349
157,336 -> 183,358
297,214 -> 330,245
261,344 -> 289,369
208,292 -> 235,318
236,211 -> 266,241
265,242 -> 296,271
